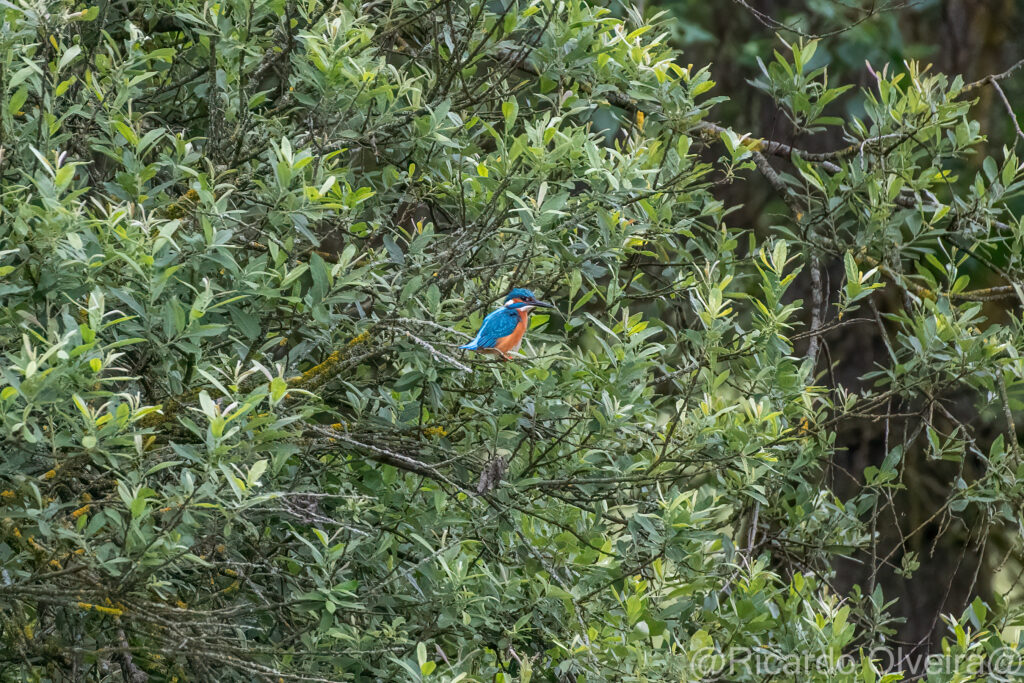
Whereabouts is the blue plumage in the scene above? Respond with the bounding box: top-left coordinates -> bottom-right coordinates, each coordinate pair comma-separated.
460,307 -> 521,351
460,288 -> 555,359
505,287 -> 536,302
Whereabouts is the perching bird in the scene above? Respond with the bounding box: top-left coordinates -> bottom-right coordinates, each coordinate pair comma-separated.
460,288 -> 555,360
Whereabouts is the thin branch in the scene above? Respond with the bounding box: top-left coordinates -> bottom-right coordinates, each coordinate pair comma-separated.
990,80 -> 1024,146
806,256 -> 824,372
963,57 -> 1024,92
397,329 -> 471,372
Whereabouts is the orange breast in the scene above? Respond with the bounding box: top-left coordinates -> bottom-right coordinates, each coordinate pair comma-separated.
493,310 -> 529,354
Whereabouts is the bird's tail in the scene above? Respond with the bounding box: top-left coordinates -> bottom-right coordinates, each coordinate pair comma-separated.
459,342 -> 477,350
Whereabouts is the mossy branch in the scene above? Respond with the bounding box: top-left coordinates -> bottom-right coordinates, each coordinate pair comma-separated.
138,331 -> 376,429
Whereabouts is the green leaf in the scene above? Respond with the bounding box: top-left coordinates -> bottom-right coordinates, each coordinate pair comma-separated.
114,121 -> 139,147
8,87 -> 27,116
247,460 -> 268,487
502,98 -> 519,130
393,371 -> 423,392
270,377 -> 288,403
54,76 -> 76,97
57,45 -> 82,74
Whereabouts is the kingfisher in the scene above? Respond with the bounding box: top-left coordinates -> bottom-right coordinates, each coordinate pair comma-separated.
460,288 -> 555,361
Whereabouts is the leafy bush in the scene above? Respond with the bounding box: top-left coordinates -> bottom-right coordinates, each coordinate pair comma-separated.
1,0 -> 1022,680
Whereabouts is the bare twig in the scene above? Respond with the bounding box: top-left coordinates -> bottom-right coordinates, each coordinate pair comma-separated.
990,80 -> 1024,146
398,329 -> 471,372
963,57 -> 1024,92
806,256 -> 824,372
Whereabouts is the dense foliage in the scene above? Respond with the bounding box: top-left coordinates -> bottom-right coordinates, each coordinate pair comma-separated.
1,0 -> 1023,680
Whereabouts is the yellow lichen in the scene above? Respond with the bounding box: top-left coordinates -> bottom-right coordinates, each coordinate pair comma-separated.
0,490 -> 15,500
73,598 -> 125,615
42,469 -> 57,480
71,505 -> 90,519
292,350 -> 343,389
423,425 -> 448,438
160,189 -> 200,219
76,602 -> 124,617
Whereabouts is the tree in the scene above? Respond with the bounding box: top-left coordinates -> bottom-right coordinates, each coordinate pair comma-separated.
1,0 -> 1022,680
